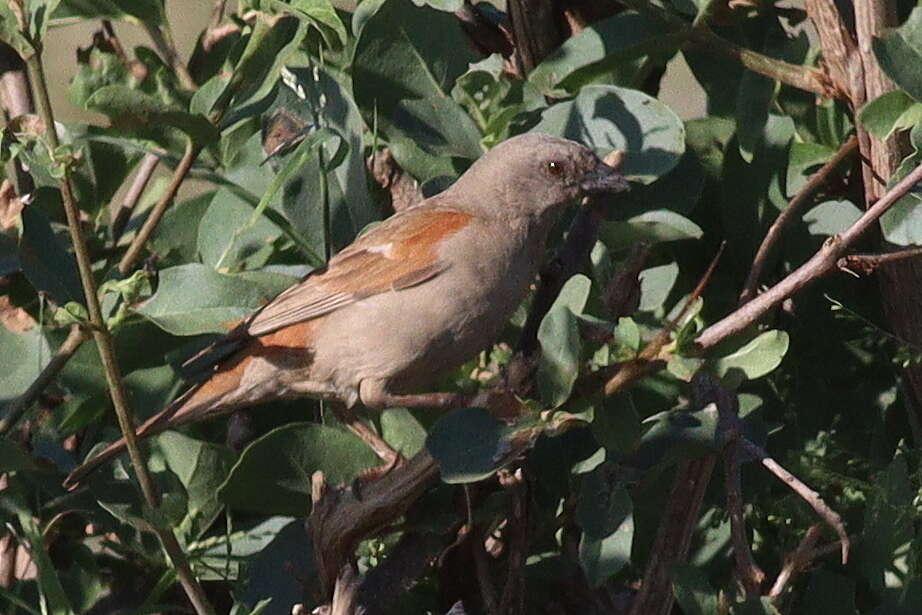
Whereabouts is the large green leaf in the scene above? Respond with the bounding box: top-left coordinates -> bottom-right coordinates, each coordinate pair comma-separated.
352,0 -> 480,163
537,274 -> 592,408
426,407 -> 517,484
529,11 -> 679,96
599,209 -> 702,251
873,7 -> 922,102
135,264 -> 294,335
859,90 -> 922,140
218,422 -> 379,515
85,86 -> 218,145
713,330 -> 789,381
18,206 -> 83,306
157,431 -> 234,540
531,85 -> 685,184
197,187 -> 282,271
278,67 -> 379,251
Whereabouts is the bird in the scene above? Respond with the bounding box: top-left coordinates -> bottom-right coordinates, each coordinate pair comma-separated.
64,133 -> 629,487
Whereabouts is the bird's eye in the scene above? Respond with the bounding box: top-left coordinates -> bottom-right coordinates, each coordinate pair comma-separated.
546,160 -> 563,177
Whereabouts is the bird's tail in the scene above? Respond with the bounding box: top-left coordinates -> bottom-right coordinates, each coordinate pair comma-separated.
63,349 -> 258,488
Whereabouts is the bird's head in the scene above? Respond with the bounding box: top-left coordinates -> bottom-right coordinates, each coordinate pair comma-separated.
448,133 -> 629,218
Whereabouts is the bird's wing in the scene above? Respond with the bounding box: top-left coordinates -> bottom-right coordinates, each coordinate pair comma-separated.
243,207 -> 473,338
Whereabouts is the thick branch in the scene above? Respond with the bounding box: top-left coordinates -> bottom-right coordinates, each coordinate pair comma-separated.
24,47 -> 214,615
697,158 -> 922,349
740,135 -> 858,304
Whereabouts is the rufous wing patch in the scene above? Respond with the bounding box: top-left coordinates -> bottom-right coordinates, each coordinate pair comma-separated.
243,208 -> 472,337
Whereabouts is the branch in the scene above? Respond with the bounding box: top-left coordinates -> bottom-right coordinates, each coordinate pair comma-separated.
110,152 -> 160,243
24,46 -> 214,615
309,453 -> 441,594
768,524 -> 822,601
740,135 -> 858,304
697,157 -> 922,350
739,439 -> 849,564
724,441 -> 766,596
0,325 -> 88,436
117,142 -> 200,275
838,246 -> 922,276
619,0 -> 835,97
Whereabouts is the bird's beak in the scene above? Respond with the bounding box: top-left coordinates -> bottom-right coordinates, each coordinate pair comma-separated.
580,162 -> 630,195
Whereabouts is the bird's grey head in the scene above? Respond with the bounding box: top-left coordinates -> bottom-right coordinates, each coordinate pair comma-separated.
447,133 -> 629,218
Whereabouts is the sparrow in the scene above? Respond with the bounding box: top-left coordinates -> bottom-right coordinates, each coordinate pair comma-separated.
65,133 -> 628,486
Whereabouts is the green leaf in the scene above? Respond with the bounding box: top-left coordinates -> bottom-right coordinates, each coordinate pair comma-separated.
238,519 -> 315,611
157,431 -> 234,540
803,200 -> 862,237
713,330 -> 789,381
736,70 -> 777,163
149,192 -> 216,264
353,0 -> 478,154
380,408 -> 427,457
672,565 -> 718,615
859,90 -> 922,140
537,274 -> 592,408
411,0 -> 461,10
634,404 -> 720,468
531,84 -> 685,184
85,86 -> 218,145
135,264 -> 294,335
212,13 -> 303,119
218,423 -> 379,515
18,205 -> 83,305
0,322 -> 51,405
0,3 -> 32,59
576,463 -> 634,586
274,0 -> 347,48
599,209 -> 702,251
638,262 -> 678,313
278,66 -> 379,252
15,512 -> 75,615
197,187 -> 282,271
426,407 -> 516,484
529,11 -> 679,96
873,7 -> 922,102
879,154 -> 922,245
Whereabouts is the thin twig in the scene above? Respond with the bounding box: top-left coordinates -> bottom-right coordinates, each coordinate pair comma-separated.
117,142 -> 200,275
740,135 -> 859,304
25,47 -> 215,615
697,157 -> 922,350
111,152 -> 160,243
0,325 -> 89,436
739,438 -> 849,564
838,246 -> 922,276
768,524 -> 822,601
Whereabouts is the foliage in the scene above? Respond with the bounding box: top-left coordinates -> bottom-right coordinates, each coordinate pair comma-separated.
0,0 -> 921,614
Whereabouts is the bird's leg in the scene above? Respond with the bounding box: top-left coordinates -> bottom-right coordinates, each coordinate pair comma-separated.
369,392 -> 472,410
331,404 -> 402,466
